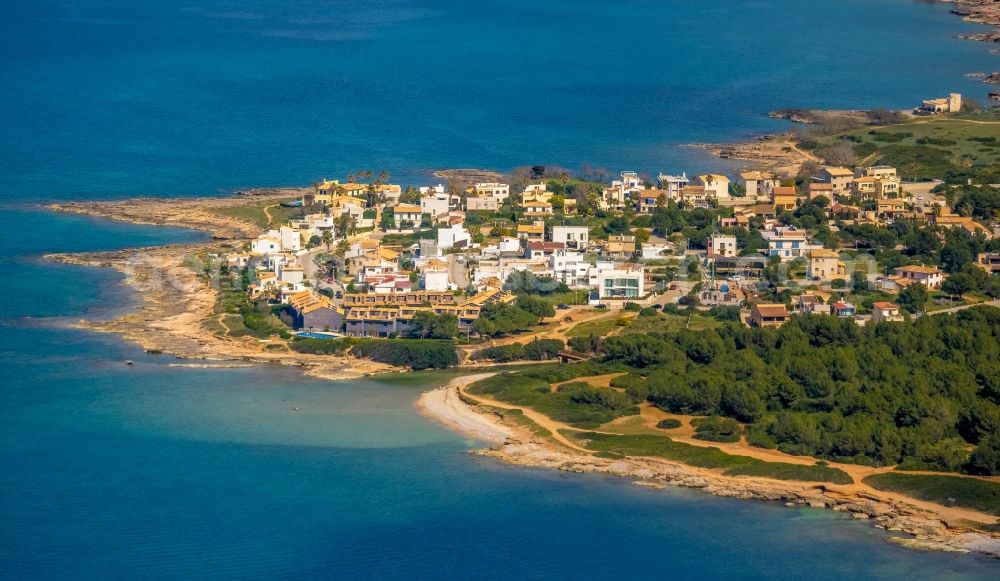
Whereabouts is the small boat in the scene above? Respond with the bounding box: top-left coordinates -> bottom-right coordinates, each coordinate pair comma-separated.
292,406 -> 301,412
124,360 -> 134,366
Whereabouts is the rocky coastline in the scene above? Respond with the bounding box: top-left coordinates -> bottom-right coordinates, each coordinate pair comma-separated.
948,0 -> 1000,43
418,378 -> 1000,560
44,196 -> 399,381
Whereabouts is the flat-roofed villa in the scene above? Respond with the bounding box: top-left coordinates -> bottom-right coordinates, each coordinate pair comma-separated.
977,252 -> 1000,276
517,222 -> 545,240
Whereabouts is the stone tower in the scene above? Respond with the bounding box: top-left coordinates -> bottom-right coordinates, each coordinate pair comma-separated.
949,93 -> 962,113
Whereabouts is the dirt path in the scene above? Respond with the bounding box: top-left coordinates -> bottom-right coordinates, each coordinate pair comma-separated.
457,386 -> 593,453
262,203 -> 279,227
461,384 -> 999,525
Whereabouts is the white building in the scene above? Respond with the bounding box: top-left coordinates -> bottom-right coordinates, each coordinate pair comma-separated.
419,184 -> 446,195
466,196 -> 499,212
392,204 -> 422,227
277,261 -> 305,286
471,182 -> 510,203
855,165 -> 898,180
762,226 -> 810,260
551,225 -> 590,249
523,182 -> 547,196
641,244 -> 671,260
279,226 -> 301,252
420,193 -> 451,218
421,259 -> 452,291
251,233 -> 281,255
550,250 -> 591,287
697,174 -> 731,200
740,171 -> 778,200
707,234 -> 738,260
594,263 -> 645,299
437,223 -> 472,252
658,172 -> 689,201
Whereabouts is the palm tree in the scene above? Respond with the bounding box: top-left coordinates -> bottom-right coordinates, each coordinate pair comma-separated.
321,228 -> 333,252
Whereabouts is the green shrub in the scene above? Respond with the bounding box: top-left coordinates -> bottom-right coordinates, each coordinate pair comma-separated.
656,419 -> 682,429
474,343 -> 526,362
289,337 -> 351,355
572,432 -> 852,484
467,367 -> 637,429
474,338 -> 564,362
692,416 -> 742,443
349,339 -> 458,369
864,473 -> 1000,516
523,338 -> 564,360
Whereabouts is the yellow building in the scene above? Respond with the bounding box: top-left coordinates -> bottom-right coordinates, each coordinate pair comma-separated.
806,249 -> 847,282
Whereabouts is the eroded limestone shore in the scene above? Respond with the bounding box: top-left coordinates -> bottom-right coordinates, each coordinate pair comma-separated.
418,377 -> 1000,559
45,194 -> 397,381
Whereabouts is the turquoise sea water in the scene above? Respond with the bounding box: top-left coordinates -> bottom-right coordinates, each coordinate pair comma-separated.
2,1 -> 1000,578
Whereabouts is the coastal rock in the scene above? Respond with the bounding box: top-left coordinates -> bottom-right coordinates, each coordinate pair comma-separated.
633,480 -> 667,490
852,512 -> 870,520
877,515 -> 947,538
680,476 -> 710,488
960,32 -> 1000,43
983,72 -> 1000,84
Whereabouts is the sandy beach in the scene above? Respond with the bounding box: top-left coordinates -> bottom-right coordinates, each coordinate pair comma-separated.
418,374 -> 1000,559
416,374 -> 514,445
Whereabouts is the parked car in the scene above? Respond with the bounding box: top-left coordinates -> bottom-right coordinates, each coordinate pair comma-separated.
595,304 -> 608,309
335,291 -> 343,299
668,283 -> 677,290
556,304 -> 570,310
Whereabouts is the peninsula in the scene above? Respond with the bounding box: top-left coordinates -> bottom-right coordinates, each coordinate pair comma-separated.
45,100 -> 1000,560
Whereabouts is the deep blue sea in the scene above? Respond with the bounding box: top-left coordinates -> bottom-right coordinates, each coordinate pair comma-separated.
2,1 -> 1000,578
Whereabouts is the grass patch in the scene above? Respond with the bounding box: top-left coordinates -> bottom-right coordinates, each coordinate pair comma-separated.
219,313 -> 250,336
863,473 -> 1000,517
619,312 -> 720,335
566,318 -> 619,338
210,198 -> 303,229
569,431 -> 853,484
532,290 -> 591,307
810,117 -> 1000,182
478,405 -> 552,438
467,371 -> 638,429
